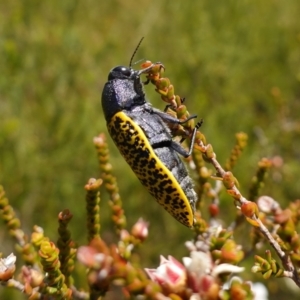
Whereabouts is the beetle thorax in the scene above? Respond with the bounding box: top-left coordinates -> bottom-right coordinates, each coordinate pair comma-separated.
101,67 -> 147,121
112,78 -> 145,109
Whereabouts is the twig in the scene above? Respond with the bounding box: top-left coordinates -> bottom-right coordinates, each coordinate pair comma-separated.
198,141 -> 300,287
256,217 -> 300,287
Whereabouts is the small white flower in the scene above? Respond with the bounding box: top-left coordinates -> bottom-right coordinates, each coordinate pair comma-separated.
211,264 -> 244,277
252,282 -> 269,300
183,251 -> 212,276
189,294 -> 201,300
185,240 -> 197,252
0,253 -> 16,281
257,196 -> 280,213
0,253 -> 16,269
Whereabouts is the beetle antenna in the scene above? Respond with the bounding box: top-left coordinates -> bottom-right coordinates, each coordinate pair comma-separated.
129,37 -> 144,68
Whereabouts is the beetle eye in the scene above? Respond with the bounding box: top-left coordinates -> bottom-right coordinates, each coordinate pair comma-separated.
108,66 -> 132,80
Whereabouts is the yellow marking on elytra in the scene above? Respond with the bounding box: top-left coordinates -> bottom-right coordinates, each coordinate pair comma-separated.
107,111 -> 193,227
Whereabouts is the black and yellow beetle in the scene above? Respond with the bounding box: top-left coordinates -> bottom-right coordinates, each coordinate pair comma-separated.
101,62 -> 198,227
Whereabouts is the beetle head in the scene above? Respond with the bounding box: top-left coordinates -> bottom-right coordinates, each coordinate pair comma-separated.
108,66 -> 134,81
101,66 -> 146,121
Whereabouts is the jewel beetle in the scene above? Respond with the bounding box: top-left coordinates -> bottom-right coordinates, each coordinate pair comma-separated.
101,58 -> 199,227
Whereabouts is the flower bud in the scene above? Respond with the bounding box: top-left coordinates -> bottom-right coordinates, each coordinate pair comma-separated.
131,218 -> 149,241
145,255 -> 187,294
0,253 -> 16,281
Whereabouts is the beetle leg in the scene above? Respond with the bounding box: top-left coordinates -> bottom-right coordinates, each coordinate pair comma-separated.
151,108 -> 203,157
152,108 -> 197,125
170,125 -> 199,158
178,119 -> 203,144
138,62 -> 165,76
164,104 -> 172,112
171,120 -> 203,157
170,141 -> 190,158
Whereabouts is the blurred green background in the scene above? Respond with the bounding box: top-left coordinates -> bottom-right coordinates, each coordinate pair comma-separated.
1,0 -> 300,299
